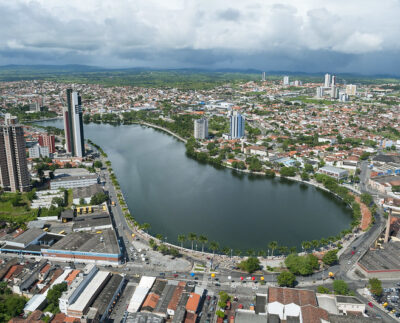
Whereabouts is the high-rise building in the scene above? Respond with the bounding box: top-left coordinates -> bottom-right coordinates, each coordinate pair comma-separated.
63,89 -> 85,157
0,114 -> 30,192
316,87 -> 324,98
346,84 -> 357,96
330,86 -> 339,99
324,73 -> 331,88
261,72 -> 266,82
194,118 -> 208,139
283,76 -> 290,86
38,134 -> 55,154
331,75 -> 336,87
229,111 -> 245,139
29,144 -> 50,158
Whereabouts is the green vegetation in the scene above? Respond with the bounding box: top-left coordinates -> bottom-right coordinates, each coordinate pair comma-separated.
317,286 -> 331,294
0,191 -> 37,223
45,282 -> 67,314
238,257 -> 260,273
218,291 -> 231,309
333,280 -> 350,295
285,253 -> 319,276
90,192 -> 109,205
3,104 -> 57,122
322,249 -> 338,266
368,278 -> 383,297
280,166 -> 297,177
93,160 -> 103,168
277,271 -> 296,287
0,282 -> 27,322
361,193 -> 373,206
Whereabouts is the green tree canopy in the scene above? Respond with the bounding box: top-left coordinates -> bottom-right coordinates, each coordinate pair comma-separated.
285,253 -> 319,276
322,249 -> 338,266
333,280 -> 349,295
368,278 -> 383,296
238,257 -> 260,273
277,271 -> 296,287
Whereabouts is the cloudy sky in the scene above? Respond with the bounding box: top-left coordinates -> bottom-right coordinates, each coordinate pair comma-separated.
0,0 -> 399,74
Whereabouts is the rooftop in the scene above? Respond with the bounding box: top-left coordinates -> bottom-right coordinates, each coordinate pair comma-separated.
358,241 -> 400,271
268,287 -> 318,307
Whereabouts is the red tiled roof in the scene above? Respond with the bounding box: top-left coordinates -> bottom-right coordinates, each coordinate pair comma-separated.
268,287 -> 317,306
301,304 -> 329,323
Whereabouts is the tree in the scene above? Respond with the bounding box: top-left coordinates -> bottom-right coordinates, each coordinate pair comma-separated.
301,171 -> 309,181
216,310 -> 225,318
198,235 -> 208,252
79,197 -> 86,205
304,163 -> 314,173
234,249 -> 242,257
317,286 -> 330,294
277,271 -> 296,287
93,160 -> 103,168
209,241 -> 219,255
333,280 -> 349,295
90,192 -> 109,205
10,192 -> 22,207
178,234 -> 186,248
265,169 -> 276,178
141,223 -> 150,232
188,232 -> 197,250
361,193 -> 373,206
246,249 -> 255,257
285,254 -> 319,276
268,241 -> 278,256
322,249 -> 338,266
238,257 -> 260,273
280,166 -> 297,177
311,240 -> 320,251
155,233 -> 163,241
52,197 -> 65,207
368,278 -> 383,296
46,282 -> 67,314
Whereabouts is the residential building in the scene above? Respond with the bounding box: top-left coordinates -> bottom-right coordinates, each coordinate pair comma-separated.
331,86 -> 339,99
0,114 -> 30,192
63,89 -> 85,157
346,84 -> 357,96
331,75 -> 336,87
316,87 -> 324,98
229,111 -> 245,139
283,76 -> 289,86
193,118 -> 208,139
324,73 -> 331,88
29,143 -> 50,158
38,134 -> 55,154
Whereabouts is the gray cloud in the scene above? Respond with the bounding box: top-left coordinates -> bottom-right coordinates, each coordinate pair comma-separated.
0,0 -> 398,74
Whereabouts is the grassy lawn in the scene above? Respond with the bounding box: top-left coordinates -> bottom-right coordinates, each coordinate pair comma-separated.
0,192 -> 37,223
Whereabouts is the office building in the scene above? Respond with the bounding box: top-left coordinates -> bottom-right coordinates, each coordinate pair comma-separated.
38,134 -> 55,154
324,73 -> 331,88
29,144 -> 50,158
346,84 -> 357,96
316,87 -> 324,98
261,72 -> 266,82
194,118 -> 208,139
0,114 -> 30,192
283,76 -> 289,86
229,111 -> 245,139
63,89 -> 85,157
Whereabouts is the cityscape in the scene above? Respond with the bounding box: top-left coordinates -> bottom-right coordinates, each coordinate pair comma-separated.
0,1 -> 400,323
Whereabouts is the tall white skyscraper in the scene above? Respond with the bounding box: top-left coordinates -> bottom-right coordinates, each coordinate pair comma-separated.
330,86 -> 339,99
261,72 -> 266,82
229,111 -> 245,139
331,75 -> 336,87
283,76 -> 289,86
63,89 -> 85,157
324,73 -> 331,88
194,118 -> 208,139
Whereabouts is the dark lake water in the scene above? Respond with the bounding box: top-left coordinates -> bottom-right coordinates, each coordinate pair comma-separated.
38,120 -> 352,251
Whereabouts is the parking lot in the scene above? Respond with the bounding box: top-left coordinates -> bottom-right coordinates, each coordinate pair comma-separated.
370,284 -> 400,320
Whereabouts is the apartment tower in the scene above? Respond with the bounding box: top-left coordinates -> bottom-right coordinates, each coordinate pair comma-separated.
0,114 -> 30,192
63,89 -> 85,157
229,111 -> 245,139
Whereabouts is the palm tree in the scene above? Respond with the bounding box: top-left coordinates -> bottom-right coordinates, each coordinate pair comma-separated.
328,236 -> 335,247
246,249 -> 255,257
222,247 -> 230,256
320,238 -> 328,248
198,235 -> 208,252
289,246 -> 297,254
141,223 -> 150,233
178,234 -> 186,248
209,241 -> 219,255
268,241 -> 278,257
311,240 -> 320,251
234,249 -> 242,257
278,246 -> 288,256
258,250 -> 266,258
188,232 -> 197,250
155,233 -> 163,241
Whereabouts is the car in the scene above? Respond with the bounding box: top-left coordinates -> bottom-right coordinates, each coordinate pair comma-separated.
396,282 -> 400,286
209,307 -> 214,312
207,295 -> 211,301
347,261 -> 351,265
215,283 -> 221,286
